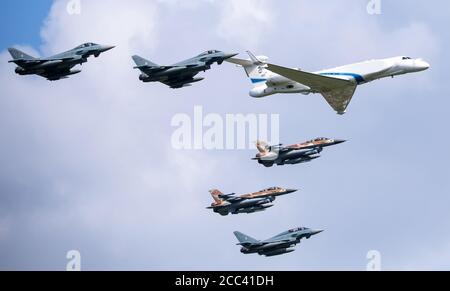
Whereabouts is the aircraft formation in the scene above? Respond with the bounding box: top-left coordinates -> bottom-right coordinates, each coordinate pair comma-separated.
7,43 -> 430,257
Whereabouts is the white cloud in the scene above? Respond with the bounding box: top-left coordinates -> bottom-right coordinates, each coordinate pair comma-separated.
215,0 -> 274,48
40,0 -> 160,55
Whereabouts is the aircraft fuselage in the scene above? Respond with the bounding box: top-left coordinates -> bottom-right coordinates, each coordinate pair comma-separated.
249,56 -> 430,97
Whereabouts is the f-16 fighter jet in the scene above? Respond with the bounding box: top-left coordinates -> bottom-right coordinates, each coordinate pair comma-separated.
207,187 -> 297,216
132,50 -> 237,88
227,51 -> 430,114
254,137 -> 346,167
8,43 -> 115,81
234,227 -> 323,257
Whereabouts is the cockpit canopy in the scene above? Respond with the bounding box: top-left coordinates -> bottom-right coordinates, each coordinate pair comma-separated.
265,187 -> 282,191
314,137 -> 329,141
305,137 -> 329,143
289,227 -> 307,233
199,50 -> 221,56
75,43 -> 98,49
275,227 -> 307,237
402,56 -> 412,60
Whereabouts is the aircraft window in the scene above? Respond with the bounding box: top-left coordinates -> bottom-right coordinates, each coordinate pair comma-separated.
402,57 -> 412,60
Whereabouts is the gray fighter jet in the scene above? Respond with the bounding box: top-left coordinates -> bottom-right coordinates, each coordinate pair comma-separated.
234,227 -> 323,257
8,43 -> 115,81
254,137 -> 346,167
131,50 -> 237,88
207,187 -> 297,216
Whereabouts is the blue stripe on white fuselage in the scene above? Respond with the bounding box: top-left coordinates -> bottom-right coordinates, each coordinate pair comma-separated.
251,78 -> 267,84
319,72 -> 365,84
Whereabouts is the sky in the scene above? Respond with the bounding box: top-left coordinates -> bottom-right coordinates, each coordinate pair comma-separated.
0,0 -> 449,271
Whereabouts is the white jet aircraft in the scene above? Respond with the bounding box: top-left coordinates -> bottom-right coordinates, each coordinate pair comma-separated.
227,52 -> 430,114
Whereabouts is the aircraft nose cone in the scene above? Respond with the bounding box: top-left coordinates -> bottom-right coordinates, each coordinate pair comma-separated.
101,45 -> 115,52
334,139 -> 347,145
416,60 -> 430,71
223,53 -> 239,59
421,61 -> 430,70
311,229 -> 324,236
285,189 -> 298,194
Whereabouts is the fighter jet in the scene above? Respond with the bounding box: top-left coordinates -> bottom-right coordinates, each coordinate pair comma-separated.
234,227 -> 323,257
207,187 -> 297,216
227,51 -> 430,114
8,43 -> 115,81
254,137 -> 346,167
132,50 -> 237,88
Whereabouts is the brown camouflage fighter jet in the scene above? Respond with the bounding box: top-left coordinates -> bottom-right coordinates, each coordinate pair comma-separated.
207,187 -> 297,216
254,137 -> 346,167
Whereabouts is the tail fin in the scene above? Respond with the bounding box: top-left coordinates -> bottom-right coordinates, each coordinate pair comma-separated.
226,51 -> 274,85
132,55 -> 158,68
209,189 -> 224,203
8,48 -> 35,60
233,231 -> 258,245
256,140 -> 269,154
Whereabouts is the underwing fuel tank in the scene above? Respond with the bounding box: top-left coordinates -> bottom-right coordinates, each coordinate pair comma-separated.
262,248 -> 296,257
187,77 -> 205,83
172,77 -> 205,88
235,204 -> 273,214
63,69 -> 82,76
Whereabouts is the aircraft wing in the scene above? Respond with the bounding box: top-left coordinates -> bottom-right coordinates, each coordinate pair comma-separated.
237,241 -> 264,247
9,59 -> 46,66
134,65 -> 177,73
278,146 -> 298,154
219,194 -> 244,203
42,56 -> 82,61
37,64 -> 78,80
10,56 -> 83,69
267,63 -> 357,114
262,238 -> 297,246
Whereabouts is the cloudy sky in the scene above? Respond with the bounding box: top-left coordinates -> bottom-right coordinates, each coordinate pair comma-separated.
0,0 -> 449,270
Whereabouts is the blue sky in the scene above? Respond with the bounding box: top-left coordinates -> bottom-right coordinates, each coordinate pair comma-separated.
0,0 -> 449,271
0,1 -> 53,49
